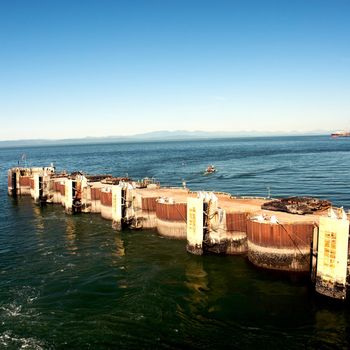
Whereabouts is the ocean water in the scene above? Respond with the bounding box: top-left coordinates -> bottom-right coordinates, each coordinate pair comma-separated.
0,135 -> 350,349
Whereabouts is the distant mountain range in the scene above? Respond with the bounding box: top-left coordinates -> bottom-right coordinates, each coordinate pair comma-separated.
0,130 -> 330,148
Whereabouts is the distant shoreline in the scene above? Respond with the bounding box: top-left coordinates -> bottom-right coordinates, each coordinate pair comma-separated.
0,132 -> 331,149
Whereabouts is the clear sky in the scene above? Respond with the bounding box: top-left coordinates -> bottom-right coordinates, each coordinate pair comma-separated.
0,0 -> 349,140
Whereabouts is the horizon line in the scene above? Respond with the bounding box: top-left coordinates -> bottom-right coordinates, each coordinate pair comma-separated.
0,129 -> 335,143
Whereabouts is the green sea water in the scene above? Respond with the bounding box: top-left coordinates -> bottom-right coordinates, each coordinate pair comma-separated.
1,136 -> 350,348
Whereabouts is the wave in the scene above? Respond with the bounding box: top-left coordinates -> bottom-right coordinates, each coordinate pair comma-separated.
0,331 -> 46,350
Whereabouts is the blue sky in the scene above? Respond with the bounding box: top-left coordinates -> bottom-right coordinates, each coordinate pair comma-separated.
0,0 -> 349,140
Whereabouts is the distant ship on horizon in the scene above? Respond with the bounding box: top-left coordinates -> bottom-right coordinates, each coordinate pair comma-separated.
331,130 -> 350,138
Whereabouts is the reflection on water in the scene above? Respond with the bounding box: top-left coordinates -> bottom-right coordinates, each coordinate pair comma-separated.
33,205 -> 44,233
111,233 -> 127,288
65,216 -> 77,254
311,308 -> 349,349
184,258 -> 209,314
113,234 -> 125,257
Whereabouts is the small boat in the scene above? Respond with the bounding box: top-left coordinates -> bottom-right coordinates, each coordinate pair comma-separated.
204,165 -> 216,175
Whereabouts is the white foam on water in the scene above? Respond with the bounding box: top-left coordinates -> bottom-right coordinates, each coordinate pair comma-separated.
0,304 -> 22,317
0,331 -> 46,349
1,286 -> 40,319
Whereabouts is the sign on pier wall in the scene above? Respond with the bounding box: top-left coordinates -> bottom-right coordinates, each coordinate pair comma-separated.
316,216 -> 349,299
186,197 -> 204,255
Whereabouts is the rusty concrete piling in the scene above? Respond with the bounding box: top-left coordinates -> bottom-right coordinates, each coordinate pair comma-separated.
225,212 -> 249,254
156,199 -> 187,239
246,218 -> 315,272
133,195 -> 158,229
7,166 -> 350,300
100,187 -> 112,219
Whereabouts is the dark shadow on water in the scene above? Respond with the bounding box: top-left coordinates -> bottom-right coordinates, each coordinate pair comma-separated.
245,257 -> 310,286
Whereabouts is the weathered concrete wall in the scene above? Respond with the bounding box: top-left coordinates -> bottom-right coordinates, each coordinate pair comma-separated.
51,180 -> 64,204
80,183 -> 91,213
60,182 -> 66,206
156,201 -> 187,239
247,241 -> 310,272
132,194 -> 158,229
247,219 -> 314,272
156,218 -> 187,239
225,232 -> 248,254
18,175 -> 31,195
90,186 -> 102,213
100,188 -> 112,220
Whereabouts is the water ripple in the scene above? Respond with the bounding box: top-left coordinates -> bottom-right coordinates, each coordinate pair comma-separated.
0,136 -> 350,348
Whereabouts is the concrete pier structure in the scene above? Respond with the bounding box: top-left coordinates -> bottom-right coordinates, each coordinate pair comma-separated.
133,187 -> 190,236
8,167 -> 55,198
7,166 -> 350,300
